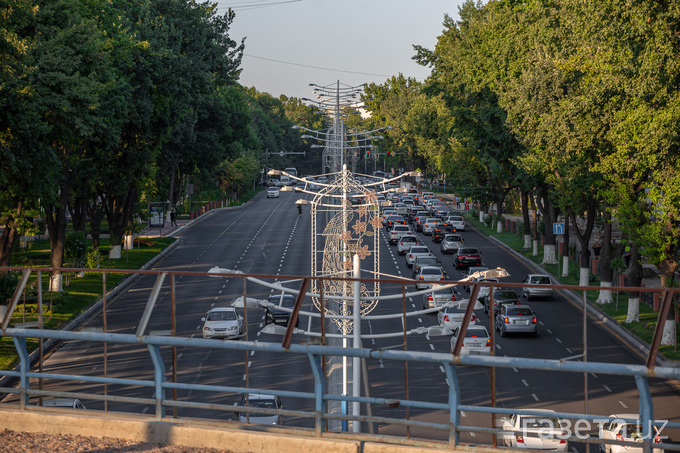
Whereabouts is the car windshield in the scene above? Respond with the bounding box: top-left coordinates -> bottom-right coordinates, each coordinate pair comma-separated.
507,307 -> 532,316
270,295 -> 295,308
519,416 -> 562,429
207,311 -> 237,321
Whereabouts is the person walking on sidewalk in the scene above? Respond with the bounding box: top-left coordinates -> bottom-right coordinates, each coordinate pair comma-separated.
170,209 -> 178,227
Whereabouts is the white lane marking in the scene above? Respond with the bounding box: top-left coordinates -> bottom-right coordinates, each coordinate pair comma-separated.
539,321 -> 545,326
566,347 -> 573,354
470,432 -> 476,437
571,447 -> 579,453
555,337 -> 563,344
177,353 -> 183,360
496,344 -> 502,350
142,407 -> 149,414
532,393 -> 540,401
418,318 -> 423,323
440,366 -> 445,374
461,410 -> 466,417
547,329 -> 553,334
512,367 -> 519,373
522,379 -> 529,387
604,385 -> 612,393
619,400 -> 628,408
591,373 -> 598,378
429,344 -> 435,351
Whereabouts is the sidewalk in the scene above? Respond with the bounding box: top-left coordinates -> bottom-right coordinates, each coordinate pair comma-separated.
139,219 -> 190,238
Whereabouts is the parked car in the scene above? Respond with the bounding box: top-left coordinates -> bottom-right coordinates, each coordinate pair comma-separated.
522,274 -> 554,300
265,294 -> 299,327
415,265 -> 446,289
495,304 -> 537,336
482,287 -> 522,314
234,393 -> 283,425
389,225 -> 413,244
449,325 -> 491,355
412,256 -> 442,279
438,302 -> 477,329
422,284 -> 457,309
266,187 -> 280,198
422,218 -> 440,235
499,410 -> 568,451
446,215 -> 466,231
405,245 -> 433,267
432,223 -> 455,243
397,235 -> 420,255
202,307 -> 244,339
440,233 -> 464,253
453,247 -> 482,270
598,414 -> 663,453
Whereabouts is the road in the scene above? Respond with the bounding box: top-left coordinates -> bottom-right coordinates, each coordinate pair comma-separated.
19,188 -> 680,449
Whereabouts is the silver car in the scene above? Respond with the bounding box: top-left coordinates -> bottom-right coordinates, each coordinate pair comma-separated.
405,245 -> 433,267
422,218 -> 440,235
438,303 -> 476,329
202,307 -> 244,339
440,233 -> 464,253
449,325 -> 491,355
415,265 -> 446,289
495,304 -> 537,336
422,284 -> 457,309
446,215 -> 465,231
397,235 -> 419,255
412,256 -> 441,279
235,393 -> 283,425
522,274 -> 554,300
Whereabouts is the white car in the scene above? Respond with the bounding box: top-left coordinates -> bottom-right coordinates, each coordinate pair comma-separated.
393,202 -> 409,216
422,284 -> 457,309
522,274 -> 554,300
389,225 -> 412,244
438,302 -> 477,329
422,218 -> 440,235
405,245 -> 433,267
449,325 -> 491,355
440,233 -> 464,253
266,187 -> 280,198
500,410 -> 568,451
415,265 -> 445,289
234,393 -> 283,425
599,414 -> 663,453
446,215 -> 465,231
202,307 -> 244,339
397,235 -> 420,255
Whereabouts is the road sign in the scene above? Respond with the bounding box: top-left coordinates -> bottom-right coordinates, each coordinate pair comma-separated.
553,222 -> 565,235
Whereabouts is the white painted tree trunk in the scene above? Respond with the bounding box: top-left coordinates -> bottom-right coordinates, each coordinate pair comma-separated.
479,211 -> 484,222
109,245 -> 121,259
124,234 -> 134,250
561,256 -> 569,277
661,319 -> 676,346
523,234 -> 532,249
532,240 -> 538,256
595,281 -> 614,304
49,273 -> 62,292
542,244 -> 557,264
579,267 -> 590,287
496,220 -> 503,233
625,296 -> 639,323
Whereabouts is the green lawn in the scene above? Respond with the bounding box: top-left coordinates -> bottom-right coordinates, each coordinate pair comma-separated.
1,237 -> 174,370
465,214 -> 680,361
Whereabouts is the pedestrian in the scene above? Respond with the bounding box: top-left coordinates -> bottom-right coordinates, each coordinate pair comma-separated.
297,204 -> 302,216
170,209 -> 177,227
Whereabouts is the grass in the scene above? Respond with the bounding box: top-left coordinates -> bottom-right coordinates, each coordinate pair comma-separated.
465,213 -> 680,361
1,236 -> 175,370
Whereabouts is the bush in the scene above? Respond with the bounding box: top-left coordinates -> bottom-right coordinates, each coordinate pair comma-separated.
0,271 -> 20,304
86,249 -> 104,270
65,231 -> 88,268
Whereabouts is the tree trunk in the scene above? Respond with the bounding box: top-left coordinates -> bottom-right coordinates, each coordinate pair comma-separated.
561,216 -> 570,277
45,170 -> 73,292
106,188 -> 136,256
538,190 -> 558,265
70,195 -> 88,232
521,191 -> 532,249
658,259 -> 678,346
625,296 -> 640,323
596,209 -> 614,304
567,199 -> 596,286
0,202 -> 23,267
624,243 -> 643,321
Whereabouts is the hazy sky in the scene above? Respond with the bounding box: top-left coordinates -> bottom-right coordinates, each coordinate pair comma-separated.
215,0 -> 466,100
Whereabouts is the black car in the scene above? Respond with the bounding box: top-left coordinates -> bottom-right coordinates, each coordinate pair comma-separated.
412,255 -> 443,279
481,288 -> 522,314
453,247 -> 482,270
265,294 -> 299,327
432,223 -> 455,243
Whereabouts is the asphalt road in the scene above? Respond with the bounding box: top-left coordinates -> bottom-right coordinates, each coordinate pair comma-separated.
18,189 -> 680,450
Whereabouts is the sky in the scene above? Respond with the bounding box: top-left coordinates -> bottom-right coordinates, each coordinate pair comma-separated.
215,0 -> 466,100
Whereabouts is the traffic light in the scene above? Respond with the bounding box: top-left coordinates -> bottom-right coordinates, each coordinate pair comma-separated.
365,149 -> 370,158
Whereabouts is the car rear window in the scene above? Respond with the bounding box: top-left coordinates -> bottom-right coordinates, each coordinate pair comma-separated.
496,290 -> 518,298
460,248 -> 479,254
532,276 -> 551,284
401,236 -> 417,242
507,307 -> 532,316
464,328 -> 488,338
422,268 -> 442,275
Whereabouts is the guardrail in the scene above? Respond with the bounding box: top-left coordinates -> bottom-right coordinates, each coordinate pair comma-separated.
0,266 -> 679,451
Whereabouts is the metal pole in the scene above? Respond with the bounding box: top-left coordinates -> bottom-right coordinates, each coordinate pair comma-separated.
352,254 -> 361,433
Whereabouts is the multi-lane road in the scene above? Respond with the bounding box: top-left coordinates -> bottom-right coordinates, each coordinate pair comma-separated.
23,188 -> 680,449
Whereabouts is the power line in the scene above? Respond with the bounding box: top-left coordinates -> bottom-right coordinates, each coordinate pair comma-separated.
243,53 -> 394,78
217,0 -> 303,11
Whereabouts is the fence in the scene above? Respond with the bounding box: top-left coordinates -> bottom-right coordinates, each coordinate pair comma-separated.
0,266 -> 679,451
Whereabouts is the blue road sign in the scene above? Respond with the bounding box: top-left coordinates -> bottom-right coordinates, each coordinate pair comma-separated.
553,222 -> 565,235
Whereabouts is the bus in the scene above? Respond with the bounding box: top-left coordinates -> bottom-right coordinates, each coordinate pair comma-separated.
284,167 -> 297,185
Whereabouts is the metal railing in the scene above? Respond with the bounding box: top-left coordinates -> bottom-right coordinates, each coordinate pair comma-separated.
0,266 -> 679,451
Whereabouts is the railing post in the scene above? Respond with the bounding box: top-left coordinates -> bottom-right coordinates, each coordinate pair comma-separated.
308,352 -> 326,436
12,337 -> 30,408
443,363 -> 460,447
635,375 -> 654,453
147,344 -> 166,420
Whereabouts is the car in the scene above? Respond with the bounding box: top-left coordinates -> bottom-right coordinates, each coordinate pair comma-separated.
481,287 -> 522,314
434,207 -> 451,220
446,215 -> 466,231
384,214 -> 407,230
201,307 -> 244,339
265,294 -> 299,327
412,256 -> 442,279
389,224 -> 412,244
397,235 -> 420,255
414,215 -> 432,232
432,223 -> 455,242
405,245 -> 433,267
522,274 -> 554,300
440,233 -> 464,253
422,284 -> 457,309
422,218 -> 440,235
438,302 -> 477,329
453,247 -> 482,270
475,278 -> 500,299
266,187 -> 280,198
598,414 -> 663,453
415,265 -> 446,289
393,202 -> 409,215
449,325 -> 491,355
495,304 -> 537,336
234,393 -> 283,425
462,265 -> 490,292
36,398 -> 87,409
429,202 -> 445,215
499,410 -> 568,451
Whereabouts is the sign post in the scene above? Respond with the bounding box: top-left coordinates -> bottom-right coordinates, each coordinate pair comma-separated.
553,223 -> 565,276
